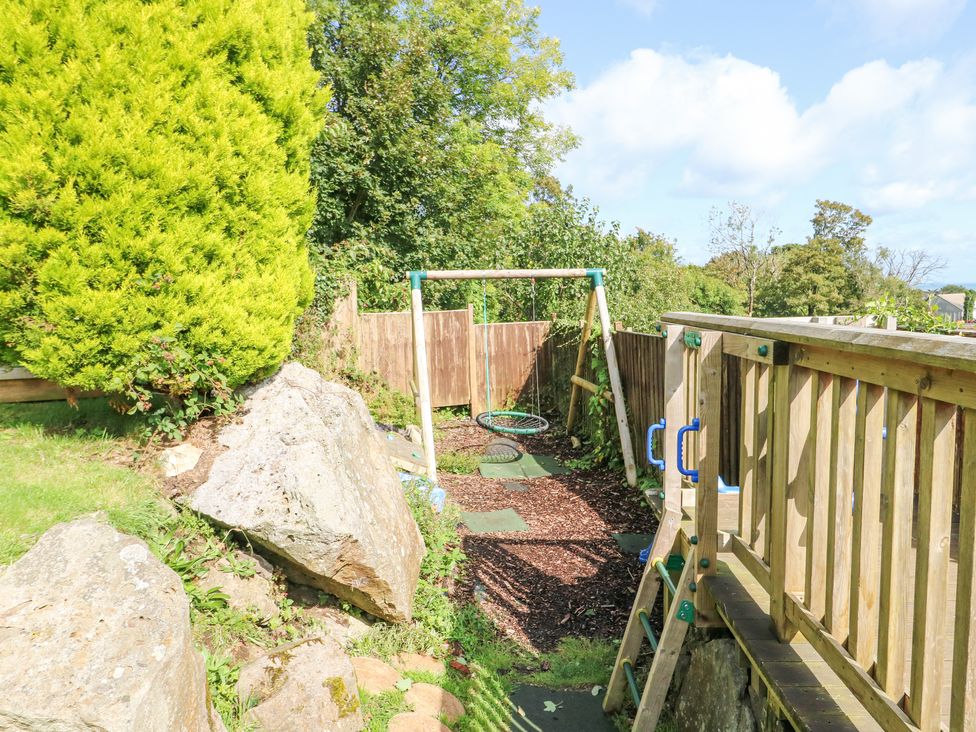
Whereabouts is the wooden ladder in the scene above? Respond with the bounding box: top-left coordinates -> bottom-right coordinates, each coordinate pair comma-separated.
604,507 -> 698,731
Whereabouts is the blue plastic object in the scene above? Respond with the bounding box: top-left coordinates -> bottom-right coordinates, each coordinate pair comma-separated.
646,418 -> 666,470
676,418 -> 700,483
718,476 -> 740,495
398,472 -> 446,513
639,544 -> 651,564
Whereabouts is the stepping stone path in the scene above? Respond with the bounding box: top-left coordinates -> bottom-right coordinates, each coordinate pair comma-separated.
351,656 -> 401,693
394,652 -> 446,676
388,712 -> 451,732
404,683 -> 466,724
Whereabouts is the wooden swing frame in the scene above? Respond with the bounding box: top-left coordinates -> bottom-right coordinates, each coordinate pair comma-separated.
407,267 -> 638,486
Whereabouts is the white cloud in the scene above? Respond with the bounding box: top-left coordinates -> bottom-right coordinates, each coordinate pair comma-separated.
546,49 -> 976,212
821,0 -> 967,42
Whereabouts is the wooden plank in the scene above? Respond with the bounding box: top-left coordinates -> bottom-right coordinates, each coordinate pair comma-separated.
825,377 -> 857,643
603,509 -> 681,712
785,593 -> 919,732
908,398 -> 956,730
730,535 -> 771,593
566,290 -> 597,434
466,304 -> 478,416
848,382 -> 885,670
754,363 -> 772,560
950,407 -> 976,731
696,331 -> 723,624
793,344 -> 976,411
806,372 -> 834,622
569,375 -> 613,402
770,364 -> 814,641
0,378 -> 101,404
661,311 -> 976,375
739,362 -> 758,545
662,327 -> 686,513
594,284 -> 637,486
633,547 -> 698,731
722,332 -> 787,365
877,391 -> 917,699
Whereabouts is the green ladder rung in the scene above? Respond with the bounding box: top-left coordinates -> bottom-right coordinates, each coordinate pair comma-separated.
622,659 -> 641,707
637,609 -> 658,652
652,558 -> 678,596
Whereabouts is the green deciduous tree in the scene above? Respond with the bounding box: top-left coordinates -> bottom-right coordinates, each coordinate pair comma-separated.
0,0 -> 325,395
685,266 -> 745,315
307,0 -> 574,313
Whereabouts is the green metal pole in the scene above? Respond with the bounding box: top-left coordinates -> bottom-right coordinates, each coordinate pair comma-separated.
637,610 -> 658,652
653,559 -> 678,596
622,660 -> 641,707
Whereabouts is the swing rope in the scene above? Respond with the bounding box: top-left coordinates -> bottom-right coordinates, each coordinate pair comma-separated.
476,278 -> 549,436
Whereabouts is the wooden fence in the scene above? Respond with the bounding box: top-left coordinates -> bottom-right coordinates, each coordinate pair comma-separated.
663,312 -> 976,732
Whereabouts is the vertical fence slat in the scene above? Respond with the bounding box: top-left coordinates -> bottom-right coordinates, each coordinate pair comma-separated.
771,363 -> 814,640
739,362 -> 757,544
909,398 -> 956,730
825,377 -> 857,642
696,332 -> 723,623
951,407 -> 976,731
877,390 -> 918,699
754,363 -> 771,560
849,382 -> 885,670
806,371 -> 834,621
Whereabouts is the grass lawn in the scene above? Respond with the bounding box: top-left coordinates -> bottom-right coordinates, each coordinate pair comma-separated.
0,399 -> 155,564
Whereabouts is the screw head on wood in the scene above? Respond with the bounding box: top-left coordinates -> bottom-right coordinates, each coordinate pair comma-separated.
688,581 -> 697,592
700,558 -> 710,568
690,535 -> 699,545
757,344 -> 769,357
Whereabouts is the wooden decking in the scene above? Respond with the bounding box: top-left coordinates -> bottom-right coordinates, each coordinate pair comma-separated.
654,491 -> 961,730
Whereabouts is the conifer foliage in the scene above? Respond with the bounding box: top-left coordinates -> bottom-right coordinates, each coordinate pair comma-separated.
0,0 -> 325,393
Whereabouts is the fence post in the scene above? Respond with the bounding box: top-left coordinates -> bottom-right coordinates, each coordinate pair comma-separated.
695,331 -> 722,624
466,304 -> 479,417
661,325 -> 685,513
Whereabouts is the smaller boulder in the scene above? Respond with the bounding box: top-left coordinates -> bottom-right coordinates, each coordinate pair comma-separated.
351,657 -> 402,694
161,442 -> 203,477
198,555 -> 279,621
388,712 -> 451,732
405,683 -> 465,724
237,637 -> 362,732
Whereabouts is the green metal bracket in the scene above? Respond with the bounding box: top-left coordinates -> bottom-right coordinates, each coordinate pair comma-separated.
586,268 -> 606,288
676,599 -> 695,624
683,331 -> 702,349
666,553 -> 685,572
408,270 -> 427,290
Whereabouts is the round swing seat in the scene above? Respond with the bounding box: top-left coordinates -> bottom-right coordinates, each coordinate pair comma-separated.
476,410 -> 549,436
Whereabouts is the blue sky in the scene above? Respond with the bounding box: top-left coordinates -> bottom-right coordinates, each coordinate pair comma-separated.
534,0 -> 976,285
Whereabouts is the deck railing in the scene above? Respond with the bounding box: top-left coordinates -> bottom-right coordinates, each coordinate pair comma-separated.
660,313 -> 976,732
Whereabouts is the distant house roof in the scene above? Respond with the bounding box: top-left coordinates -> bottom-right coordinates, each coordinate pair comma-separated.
939,292 -> 967,309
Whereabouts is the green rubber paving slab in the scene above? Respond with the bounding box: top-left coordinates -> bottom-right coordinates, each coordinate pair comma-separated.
612,532 -> 654,554
461,508 -> 529,533
509,685 -> 617,732
479,453 -> 570,479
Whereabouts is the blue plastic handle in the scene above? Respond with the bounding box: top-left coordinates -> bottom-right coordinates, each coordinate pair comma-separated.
676,417 -> 700,483
646,418 -> 666,469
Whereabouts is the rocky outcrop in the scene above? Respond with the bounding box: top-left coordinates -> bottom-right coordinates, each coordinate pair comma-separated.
0,518 -> 216,731
189,363 -> 425,622
236,637 -> 362,732
672,637 -> 756,732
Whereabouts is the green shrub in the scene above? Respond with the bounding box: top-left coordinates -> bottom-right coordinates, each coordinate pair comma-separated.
0,0 -> 325,396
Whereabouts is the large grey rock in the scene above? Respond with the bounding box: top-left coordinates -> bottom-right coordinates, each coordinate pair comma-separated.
673,638 -> 756,732
0,518 -> 217,731
236,637 -> 362,732
189,363 -> 425,622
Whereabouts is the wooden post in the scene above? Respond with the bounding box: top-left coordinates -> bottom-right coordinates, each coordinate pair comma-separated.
662,326 -> 686,512
566,289 -> 597,434
466,303 -> 479,417
951,407 -> 976,731
593,281 -> 637,487
739,362 -> 757,546
410,278 -> 437,478
695,331 -> 722,624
